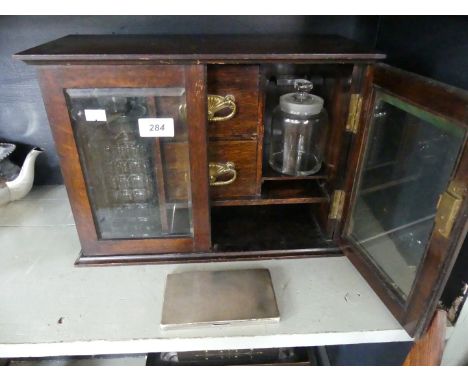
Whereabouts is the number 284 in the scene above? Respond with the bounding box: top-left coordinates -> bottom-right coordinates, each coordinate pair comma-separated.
149,124 -> 165,131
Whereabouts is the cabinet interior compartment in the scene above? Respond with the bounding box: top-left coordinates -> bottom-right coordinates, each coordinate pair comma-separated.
211,204 -> 338,253
261,63 -> 354,184
209,64 -> 355,250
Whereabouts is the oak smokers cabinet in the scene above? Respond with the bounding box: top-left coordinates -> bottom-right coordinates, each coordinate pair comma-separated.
15,35 -> 468,338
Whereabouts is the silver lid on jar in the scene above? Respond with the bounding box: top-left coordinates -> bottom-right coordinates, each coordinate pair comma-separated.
279,80 -> 324,116
280,92 -> 324,116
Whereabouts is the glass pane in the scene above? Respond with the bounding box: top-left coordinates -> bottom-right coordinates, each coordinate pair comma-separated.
347,90 -> 464,299
65,88 -> 192,240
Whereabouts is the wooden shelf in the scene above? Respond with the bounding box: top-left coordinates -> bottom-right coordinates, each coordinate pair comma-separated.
211,179 -> 329,207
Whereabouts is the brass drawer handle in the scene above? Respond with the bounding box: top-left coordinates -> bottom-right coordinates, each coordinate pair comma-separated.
207,94 -> 237,122
209,162 -> 237,186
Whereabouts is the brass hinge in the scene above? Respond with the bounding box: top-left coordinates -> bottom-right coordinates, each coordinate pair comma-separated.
346,94 -> 363,134
435,180 -> 466,238
329,190 -> 345,221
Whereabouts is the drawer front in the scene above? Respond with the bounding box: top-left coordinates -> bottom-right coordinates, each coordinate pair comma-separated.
209,141 -> 258,199
207,65 -> 260,140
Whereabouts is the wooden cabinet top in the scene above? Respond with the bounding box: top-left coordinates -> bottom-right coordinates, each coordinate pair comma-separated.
14,34 -> 386,64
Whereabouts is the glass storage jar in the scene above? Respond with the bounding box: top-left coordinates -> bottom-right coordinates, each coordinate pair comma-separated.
269,80 -> 328,176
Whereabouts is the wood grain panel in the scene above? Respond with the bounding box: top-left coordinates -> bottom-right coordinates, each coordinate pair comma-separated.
207,65 -> 259,140
373,64 -> 468,126
38,65 -> 185,88
403,309 -> 447,366
209,140 -> 257,199
15,34 -> 386,64
185,65 -> 212,251
161,141 -> 190,202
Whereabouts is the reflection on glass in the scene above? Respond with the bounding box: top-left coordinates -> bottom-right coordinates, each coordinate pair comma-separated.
65,88 -> 192,240
347,91 -> 464,299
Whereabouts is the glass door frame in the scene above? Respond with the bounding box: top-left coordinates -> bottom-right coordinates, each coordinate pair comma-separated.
38,64 -> 211,256
339,64 -> 468,338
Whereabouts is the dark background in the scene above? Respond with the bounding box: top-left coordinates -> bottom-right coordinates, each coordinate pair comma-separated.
0,15 -> 467,365
1,16 -> 467,185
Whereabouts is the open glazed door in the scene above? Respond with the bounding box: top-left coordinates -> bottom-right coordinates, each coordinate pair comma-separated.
341,64 -> 468,338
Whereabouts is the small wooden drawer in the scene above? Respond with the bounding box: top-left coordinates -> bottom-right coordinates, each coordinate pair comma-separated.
207,65 -> 260,140
209,140 -> 258,199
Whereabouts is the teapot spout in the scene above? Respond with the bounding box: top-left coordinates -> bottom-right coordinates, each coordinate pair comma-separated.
5,147 -> 43,202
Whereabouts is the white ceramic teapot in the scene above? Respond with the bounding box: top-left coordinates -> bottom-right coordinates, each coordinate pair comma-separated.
0,143 -> 43,206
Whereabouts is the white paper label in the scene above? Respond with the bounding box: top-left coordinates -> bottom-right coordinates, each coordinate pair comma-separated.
84,109 -> 107,122
138,118 -> 175,137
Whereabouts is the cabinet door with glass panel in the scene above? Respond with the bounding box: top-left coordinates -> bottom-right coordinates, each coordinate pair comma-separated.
341,64 -> 468,338
38,65 -> 210,257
